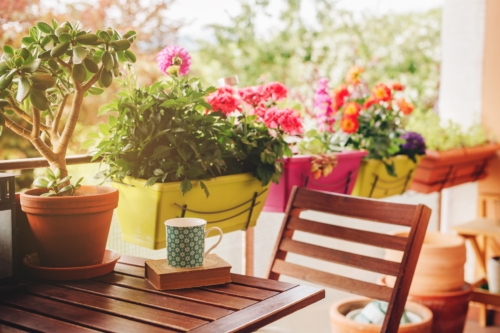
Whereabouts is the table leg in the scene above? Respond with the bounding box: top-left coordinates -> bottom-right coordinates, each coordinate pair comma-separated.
479,304 -> 488,327
245,227 -> 254,276
468,236 -> 487,274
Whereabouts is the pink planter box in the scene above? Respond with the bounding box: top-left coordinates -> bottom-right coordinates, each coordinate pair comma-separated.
263,150 -> 368,213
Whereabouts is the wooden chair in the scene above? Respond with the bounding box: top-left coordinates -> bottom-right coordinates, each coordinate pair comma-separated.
266,187 -> 431,332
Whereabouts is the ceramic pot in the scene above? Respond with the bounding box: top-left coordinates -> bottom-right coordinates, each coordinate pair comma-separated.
351,155 -> 422,199
385,231 -> 466,293
410,143 -> 500,193
330,297 -> 433,333
263,151 -> 367,213
20,185 -> 118,268
112,173 -> 269,249
379,276 -> 471,333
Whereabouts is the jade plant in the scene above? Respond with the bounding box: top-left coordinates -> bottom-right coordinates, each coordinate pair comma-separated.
0,20 -> 136,194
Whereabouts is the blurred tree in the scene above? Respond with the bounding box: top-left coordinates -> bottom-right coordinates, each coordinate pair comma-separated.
192,0 -> 441,114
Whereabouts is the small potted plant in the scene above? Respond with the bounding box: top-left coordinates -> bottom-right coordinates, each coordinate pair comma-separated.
302,66 -> 425,199
0,20 -> 136,267
406,109 -> 500,193
93,46 -> 302,249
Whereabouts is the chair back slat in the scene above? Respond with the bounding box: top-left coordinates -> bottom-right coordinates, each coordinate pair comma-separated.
288,216 -> 407,251
279,239 -> 401,276
267,187 -> 431,333
294,189 -> 416,226
271,259 -> 393,302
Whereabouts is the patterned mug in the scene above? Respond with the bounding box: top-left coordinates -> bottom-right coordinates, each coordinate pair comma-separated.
164,218 -> 223,268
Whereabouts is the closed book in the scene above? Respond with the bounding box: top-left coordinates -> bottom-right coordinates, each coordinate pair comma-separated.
145,254 -> 232,290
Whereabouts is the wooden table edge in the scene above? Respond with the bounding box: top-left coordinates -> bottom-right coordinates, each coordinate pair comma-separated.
189,285 -> 325,333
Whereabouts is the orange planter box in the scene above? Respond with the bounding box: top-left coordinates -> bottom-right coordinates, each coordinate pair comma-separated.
410,143 -> 500,193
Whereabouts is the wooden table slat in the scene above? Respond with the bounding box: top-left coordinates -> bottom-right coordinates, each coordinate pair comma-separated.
0,323 -> 28,333
202,283 -> 278,301
96,273 -> 257,310
190,285 -> 325,333
24,282 -> 208,331
114,263 -> 145,277
0,304 -> 97,333
0,293 -> 177,333
230,274 -> 297,292
118,254 -> 147,267
59,279 -> 233,320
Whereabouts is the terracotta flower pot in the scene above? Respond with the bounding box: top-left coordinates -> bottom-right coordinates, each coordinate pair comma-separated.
410,143 -> 500,193
330,297 -> 433,333
379,276 -> 472,333
20,185 -> 118,268
385,231 -> 466,294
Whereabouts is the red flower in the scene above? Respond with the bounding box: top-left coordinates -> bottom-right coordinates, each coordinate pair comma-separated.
264,107 -> 303,135
371,83 -> 392,102
391,82 -> 404,91
363,97 -> 377,109
206,86 -> 241,115
239,86 -> 264,107
333,84 -> 349,110
340,116 -> 359,134
346,66 -> 364,85
261,82 -> 288,101
343,102 -> 361,117
397,98 -> 414,115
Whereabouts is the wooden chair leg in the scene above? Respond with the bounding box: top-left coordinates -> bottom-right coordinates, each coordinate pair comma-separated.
479,303 -> 488,327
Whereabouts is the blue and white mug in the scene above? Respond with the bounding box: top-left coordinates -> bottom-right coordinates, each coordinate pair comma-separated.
164,218 -> 223,268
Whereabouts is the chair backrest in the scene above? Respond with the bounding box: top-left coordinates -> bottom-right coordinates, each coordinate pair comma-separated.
266,187 -> 431,333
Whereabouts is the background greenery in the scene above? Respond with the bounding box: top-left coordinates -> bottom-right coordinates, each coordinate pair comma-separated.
0,0 -> 442,189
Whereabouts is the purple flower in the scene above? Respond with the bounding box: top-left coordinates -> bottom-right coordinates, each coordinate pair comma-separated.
400,131 -> 426,155
157,45 -> 191,76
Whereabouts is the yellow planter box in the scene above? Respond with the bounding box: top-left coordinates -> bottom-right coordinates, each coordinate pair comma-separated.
112,173 -> 270,249
351,155 -> 422,199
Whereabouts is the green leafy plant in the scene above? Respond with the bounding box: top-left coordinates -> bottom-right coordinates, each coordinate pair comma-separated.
92,46 -> 302,196
33,168 -> 83,196
93,71 -> 230,196
406,109 -> 490,151
0,20 -> 136,193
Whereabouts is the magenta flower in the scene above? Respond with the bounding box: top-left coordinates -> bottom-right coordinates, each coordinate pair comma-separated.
314,78 -> 335,132
157,45 -> 192,76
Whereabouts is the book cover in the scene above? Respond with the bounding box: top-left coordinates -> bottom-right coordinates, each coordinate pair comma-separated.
145,254 -> 232,290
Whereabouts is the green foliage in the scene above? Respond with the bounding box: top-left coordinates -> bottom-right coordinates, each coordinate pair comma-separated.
34,168 -> 83,196
193,0 -> 441,111
92,73 -> 228,196
406,109 -> 489,151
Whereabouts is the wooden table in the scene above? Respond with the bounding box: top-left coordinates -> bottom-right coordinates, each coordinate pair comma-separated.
0,255 -> 325,332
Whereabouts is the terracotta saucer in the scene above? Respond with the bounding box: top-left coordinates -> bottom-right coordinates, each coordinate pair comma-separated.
23,250 -> 121,280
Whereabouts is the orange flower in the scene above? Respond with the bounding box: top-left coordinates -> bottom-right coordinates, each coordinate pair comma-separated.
333,84 -> 349,110
344,102 -> 361,117
391,82 -> 404,91
346,66 -> 364,85
397,98 -> 414,115
372,83 -> 392,102
340,116 -> 359,134
363,97 -> 377,109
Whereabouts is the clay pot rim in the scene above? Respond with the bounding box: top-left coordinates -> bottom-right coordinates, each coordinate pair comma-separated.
391,230 -> 464,249
21,185 -> 117,199
379,275 -> 473,297
330,297 -> 433,329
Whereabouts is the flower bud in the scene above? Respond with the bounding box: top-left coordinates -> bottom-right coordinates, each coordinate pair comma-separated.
166,65 -> 180,76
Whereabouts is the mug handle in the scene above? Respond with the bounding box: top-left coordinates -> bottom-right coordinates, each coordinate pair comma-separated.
204,227 -> 223,258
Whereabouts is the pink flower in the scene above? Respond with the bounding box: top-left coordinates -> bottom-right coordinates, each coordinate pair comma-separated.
157,45 -> 192,76
314,78 -> 335,132
206,86 -> 241,115
264,107 -> 303,135
252,102 -> 268,120
239,86 -> 265,107
261,82 -> 288,101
